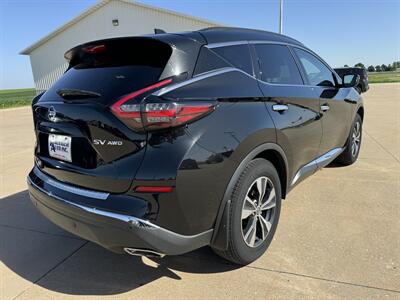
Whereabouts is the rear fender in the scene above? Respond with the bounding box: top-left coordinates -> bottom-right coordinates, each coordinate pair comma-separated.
210,143 -> 288,251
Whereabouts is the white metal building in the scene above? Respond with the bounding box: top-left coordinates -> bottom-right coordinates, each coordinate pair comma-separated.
20,0 -> 219,93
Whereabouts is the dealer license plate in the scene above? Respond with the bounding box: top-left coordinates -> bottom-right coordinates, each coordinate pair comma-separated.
48,134 -> 72,162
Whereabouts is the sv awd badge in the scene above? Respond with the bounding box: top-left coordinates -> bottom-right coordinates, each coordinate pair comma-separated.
93,139 -> 123,146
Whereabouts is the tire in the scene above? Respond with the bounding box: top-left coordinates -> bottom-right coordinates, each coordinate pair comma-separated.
212,158 -> 281,265
335,113 -> 362,165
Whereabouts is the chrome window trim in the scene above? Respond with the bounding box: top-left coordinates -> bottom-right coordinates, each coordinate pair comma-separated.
206,40 -> 249,48
207,41 -> 337,88
155,65 -> 322,97
250,40 -> 303,48
153,67 -> 237,96
192,67 -> 237,78
154,52 -> 335,98
206,40 -> 305,49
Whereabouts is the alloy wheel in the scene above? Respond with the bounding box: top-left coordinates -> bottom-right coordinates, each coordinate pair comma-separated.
351,121 -> 361,157
241,176 -> 276,248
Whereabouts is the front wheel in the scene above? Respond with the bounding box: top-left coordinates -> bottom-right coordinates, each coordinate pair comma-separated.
212,159 -> 281,265
335,113 -> 362,165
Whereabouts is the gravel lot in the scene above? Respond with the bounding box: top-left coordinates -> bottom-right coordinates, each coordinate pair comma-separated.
1,83 -> 399,299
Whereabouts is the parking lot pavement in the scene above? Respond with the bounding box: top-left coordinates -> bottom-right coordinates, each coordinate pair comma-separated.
1,83 -> 399,299
0,107 -> 35,198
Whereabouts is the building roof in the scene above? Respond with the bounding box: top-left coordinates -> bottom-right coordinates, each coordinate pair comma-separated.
20,0 -> 220,55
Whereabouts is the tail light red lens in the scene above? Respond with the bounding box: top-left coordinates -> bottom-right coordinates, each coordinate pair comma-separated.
111,79 -> 215,131
143,102 -> 215,130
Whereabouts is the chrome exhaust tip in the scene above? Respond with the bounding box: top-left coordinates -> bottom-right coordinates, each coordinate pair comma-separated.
124,247 -> 165,258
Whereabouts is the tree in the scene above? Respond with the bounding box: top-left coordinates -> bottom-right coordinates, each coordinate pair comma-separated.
354,62 -> 365,69
344,64 -> 349,67
367,65 -> 375,72
375,65 -> 382,72
381,64 -> 388,72
387,64 -> 394,71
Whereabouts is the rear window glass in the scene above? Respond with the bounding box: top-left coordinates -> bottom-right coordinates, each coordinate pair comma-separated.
44,38 -> 172,104
68,38 -> 171,69
213,44 -> 253,75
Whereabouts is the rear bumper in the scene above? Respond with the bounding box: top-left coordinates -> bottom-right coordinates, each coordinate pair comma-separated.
27,169 -> 212,255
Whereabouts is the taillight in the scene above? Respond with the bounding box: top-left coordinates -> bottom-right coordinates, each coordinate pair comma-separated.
142,101 -> 215,130
111,79 -> 215,131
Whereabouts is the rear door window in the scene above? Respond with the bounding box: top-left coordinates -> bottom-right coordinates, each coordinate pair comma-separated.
293,48 -> 335,87
254,44 -> 303,85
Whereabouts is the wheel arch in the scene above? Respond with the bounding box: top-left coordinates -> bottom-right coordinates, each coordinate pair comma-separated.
357,105 -> 364,121
210,143 -> 288,251
254,149 -> 287,200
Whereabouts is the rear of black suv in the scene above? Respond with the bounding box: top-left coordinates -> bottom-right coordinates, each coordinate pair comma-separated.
28,33 -> 217,255
27,31 -> 270,259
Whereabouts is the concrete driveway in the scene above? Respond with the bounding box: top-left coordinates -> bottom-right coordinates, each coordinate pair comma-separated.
1,83 -> 399,299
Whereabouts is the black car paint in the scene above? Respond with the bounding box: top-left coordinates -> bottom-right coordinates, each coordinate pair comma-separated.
28,27 -> 363,254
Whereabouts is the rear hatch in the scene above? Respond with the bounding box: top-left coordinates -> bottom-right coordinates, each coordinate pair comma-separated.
33,35 -> 203,193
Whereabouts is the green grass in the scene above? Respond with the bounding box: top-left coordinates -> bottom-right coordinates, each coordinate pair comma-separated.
367,70 -> 400,84
0,88 -> 36,109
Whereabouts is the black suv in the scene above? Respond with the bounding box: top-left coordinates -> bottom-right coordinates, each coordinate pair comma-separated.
334,67 -> 369,94
28,27 -> 364,265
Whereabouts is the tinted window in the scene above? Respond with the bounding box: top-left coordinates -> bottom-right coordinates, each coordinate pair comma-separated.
68,39 -> 171,69
194,47 -> 229,75
254,44 -> 303,85
213,44 -> 253,75
45,38 -> 173,105
293,48 -> 335,87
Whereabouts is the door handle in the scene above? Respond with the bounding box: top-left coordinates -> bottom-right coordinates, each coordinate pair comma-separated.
321,104 -> 330,112
272,104 -> 289,112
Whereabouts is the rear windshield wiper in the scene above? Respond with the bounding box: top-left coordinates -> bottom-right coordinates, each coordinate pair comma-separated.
57,88 -> 101,100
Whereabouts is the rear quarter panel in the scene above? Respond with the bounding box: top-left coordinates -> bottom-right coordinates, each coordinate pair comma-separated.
133,70 -> 276,235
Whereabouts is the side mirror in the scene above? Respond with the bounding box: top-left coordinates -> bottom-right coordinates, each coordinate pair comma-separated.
343,74 -> 360,88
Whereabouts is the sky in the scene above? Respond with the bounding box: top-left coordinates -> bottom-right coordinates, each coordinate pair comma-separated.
0,0 -> 399,89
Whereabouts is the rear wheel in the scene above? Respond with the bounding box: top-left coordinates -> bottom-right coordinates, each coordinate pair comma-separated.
336,113 -> 362,165
213,159 -> 281,265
